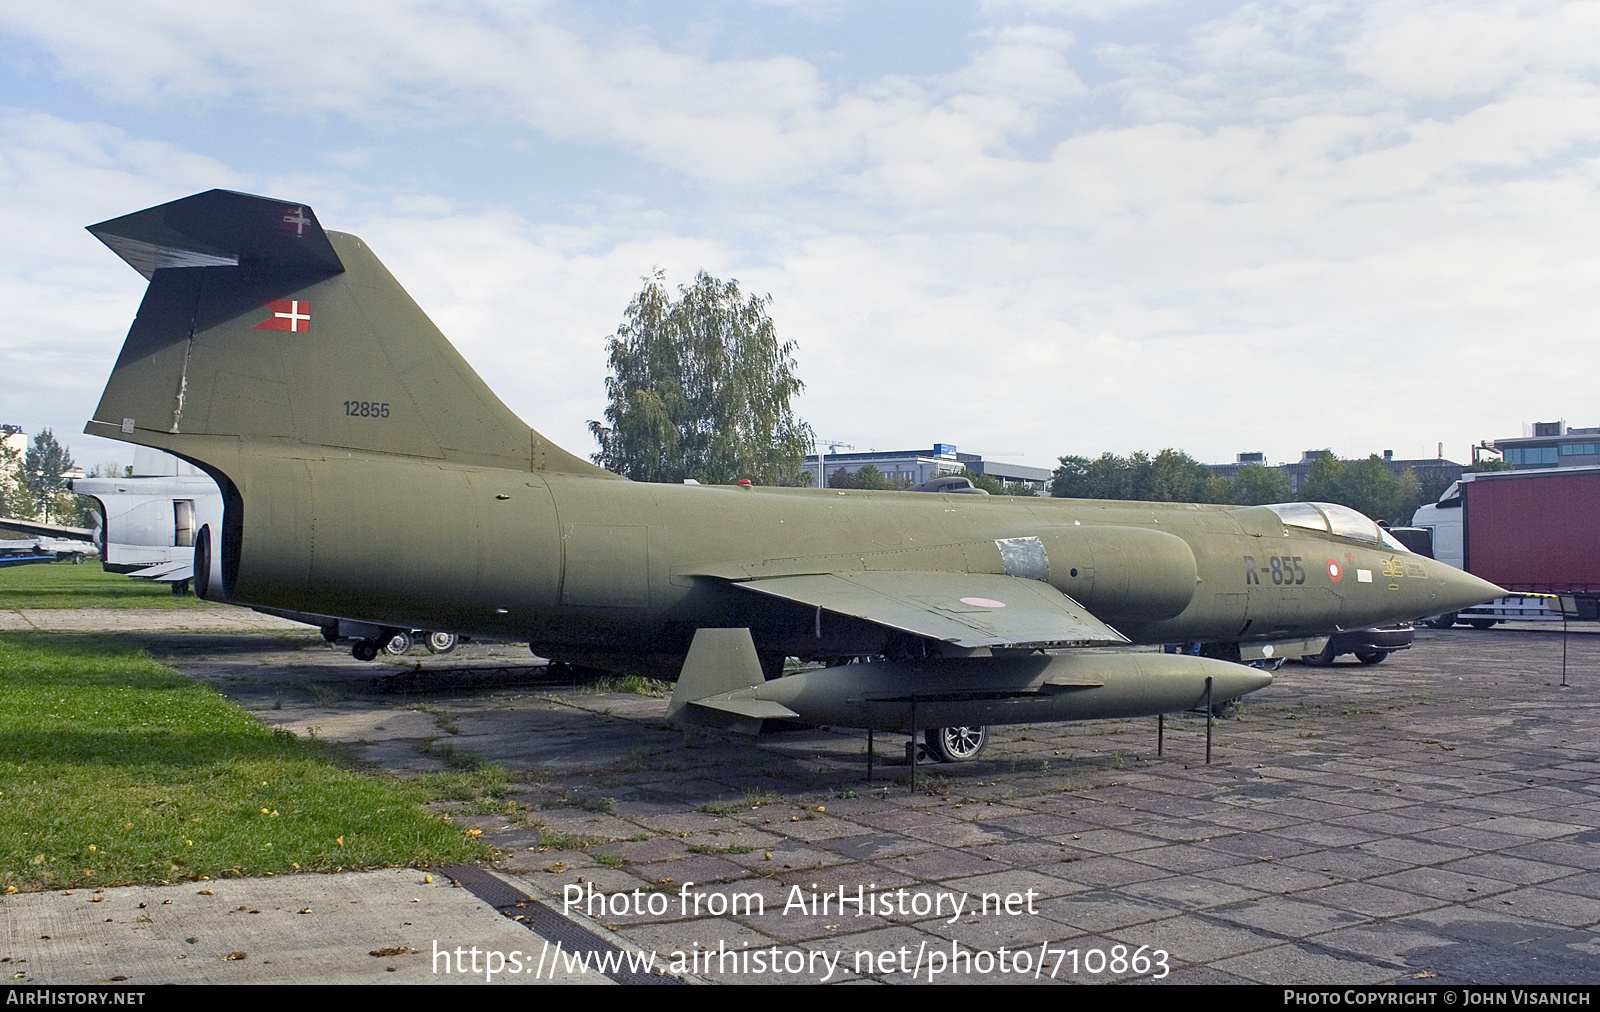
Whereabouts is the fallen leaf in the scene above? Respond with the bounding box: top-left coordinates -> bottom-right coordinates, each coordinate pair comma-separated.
224,952 -> 247,961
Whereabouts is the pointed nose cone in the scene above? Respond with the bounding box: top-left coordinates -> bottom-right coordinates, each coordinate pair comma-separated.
1432,563 -> 1505,614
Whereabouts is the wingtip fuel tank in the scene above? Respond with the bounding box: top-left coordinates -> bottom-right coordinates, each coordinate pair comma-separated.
668,629 -> 1271,735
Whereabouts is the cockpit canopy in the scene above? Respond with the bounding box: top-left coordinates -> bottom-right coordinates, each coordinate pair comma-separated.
1263,502 -> 1411,553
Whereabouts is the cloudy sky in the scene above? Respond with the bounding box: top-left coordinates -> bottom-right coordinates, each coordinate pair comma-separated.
3,1 -> 1597,476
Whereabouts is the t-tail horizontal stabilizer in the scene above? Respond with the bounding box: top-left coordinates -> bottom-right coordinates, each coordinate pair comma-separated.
89,189 -> 345,280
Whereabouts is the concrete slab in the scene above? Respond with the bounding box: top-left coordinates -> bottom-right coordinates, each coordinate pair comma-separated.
0,869 -> 610,985
6,620 -> 1600,984
0,608 -> 311,633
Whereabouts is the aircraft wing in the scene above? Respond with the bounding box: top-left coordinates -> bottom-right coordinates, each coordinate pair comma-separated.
0,517 -> 94,540
731,571 -> 1128,649
127,561 -> 194,582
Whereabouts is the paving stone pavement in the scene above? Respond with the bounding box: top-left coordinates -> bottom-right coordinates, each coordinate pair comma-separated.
0,606 -> 308,633
47,625 -> 1600,983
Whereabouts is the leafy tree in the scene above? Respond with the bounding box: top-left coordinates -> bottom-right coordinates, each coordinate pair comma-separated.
0,425 -> 27,519
952,467 -> 1036,496
1050,449 -> 1222,503
850,464 -> 889,490
827,466 -> 853,489
1465,459 -> 1515,473
18,430 -> 82,525
1415,470 -> 1457,506
1049,455 -> 1094,498
1297,454 -> 1420,524
1228,462 -> 1291,505
588,270 -> 814,485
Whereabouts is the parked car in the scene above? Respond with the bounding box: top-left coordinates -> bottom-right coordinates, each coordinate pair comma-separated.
1301,622 -> 1415,666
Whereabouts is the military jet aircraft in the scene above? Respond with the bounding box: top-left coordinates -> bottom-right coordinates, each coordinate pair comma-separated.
81,190 -> 1502,757
0,517 -> 99,566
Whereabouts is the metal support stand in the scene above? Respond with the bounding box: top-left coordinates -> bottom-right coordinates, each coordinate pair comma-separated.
1157,713 -> 1164,756
1563,611 -> 1570,688
866,729 -> 874,782
910,693 -> 919,794
1205,676 -> 1213,765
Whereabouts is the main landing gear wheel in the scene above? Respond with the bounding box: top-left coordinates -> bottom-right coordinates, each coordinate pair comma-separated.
923,726 -> 989,763
384,631 -> 414,655
1469,619 -> 1498,630
1424,613 -> 1457,630
1355,651 -> 1388,665
352,639 -> 381,662
1301,642 -> 1337,667
426,632 -> 458,654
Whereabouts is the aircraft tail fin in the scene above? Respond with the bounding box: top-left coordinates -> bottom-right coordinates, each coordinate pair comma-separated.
666,628 -> 773,730
86,189 -> 613,477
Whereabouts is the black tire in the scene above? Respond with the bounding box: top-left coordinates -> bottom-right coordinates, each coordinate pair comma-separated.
384,631 -> 413,655
320,622 -> 339,643
425,632 -> 458,654
1469,619 -> 1498,630
1210,698 -> 1242,718
1424,613 -> 1457,630
1354,651 -> 1388,665
923,726 -> 989,762
1301,641 -> 1337,667
352,639 -> 380,661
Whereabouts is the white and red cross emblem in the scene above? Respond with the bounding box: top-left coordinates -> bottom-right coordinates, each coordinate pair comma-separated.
280,205 -> 312,236
253,300 -> 310,332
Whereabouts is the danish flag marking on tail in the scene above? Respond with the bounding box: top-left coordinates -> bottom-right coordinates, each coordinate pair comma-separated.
254,300 -> 310,332
281,205 -> 312,236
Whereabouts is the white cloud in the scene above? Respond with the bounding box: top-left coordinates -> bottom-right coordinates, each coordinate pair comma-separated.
4,2 -> 1600,470
1346,0 -> 1600,100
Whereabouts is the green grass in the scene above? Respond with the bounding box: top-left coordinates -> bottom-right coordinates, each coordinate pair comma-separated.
535,829 -> 613,850
0,561 -> 219,610
580,675 -> 670,697
0,634 -> 486,891
699,789 -> 780,816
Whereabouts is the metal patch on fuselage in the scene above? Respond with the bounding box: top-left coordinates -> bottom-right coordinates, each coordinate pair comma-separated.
996,536 -> 1049,583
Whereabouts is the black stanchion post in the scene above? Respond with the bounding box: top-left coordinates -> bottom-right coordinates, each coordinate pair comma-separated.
910,693 -> 918,795
867,729 -> 874,782
1158,713 -> 1164,757
1205,676 -> 1213,765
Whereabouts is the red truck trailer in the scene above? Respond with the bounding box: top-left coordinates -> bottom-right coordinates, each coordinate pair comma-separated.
1409,465 -> 1600,624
